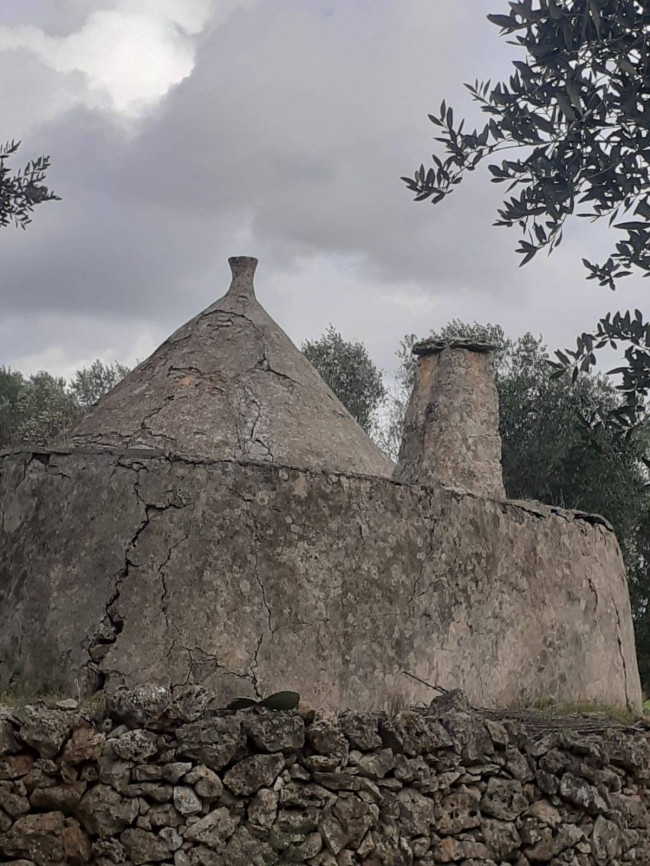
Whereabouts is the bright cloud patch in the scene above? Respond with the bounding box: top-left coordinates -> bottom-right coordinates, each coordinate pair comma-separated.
0,2 -> 213,116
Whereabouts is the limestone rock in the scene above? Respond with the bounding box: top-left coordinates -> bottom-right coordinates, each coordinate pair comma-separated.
176,717 -> 246,771
108,685 -> 172,728
339,713 -> 383,751
436,785 -> 481,834
108,729 -> 158,763
63,727 -> 106,765
183,807 -> 239,846
480,777 -> 529,821
76,784 -> 139,837
12,707 -> 77,759
0,811 -> 66,866
120,828 -> 171,865
173,785 -> 202,815
243,710 -> 305,753
223,754 -> 284,796
183,765 -> 223,800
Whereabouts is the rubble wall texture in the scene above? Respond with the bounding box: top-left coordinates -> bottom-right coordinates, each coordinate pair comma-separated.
0,685 -> 649,865
0,448 -> 641,712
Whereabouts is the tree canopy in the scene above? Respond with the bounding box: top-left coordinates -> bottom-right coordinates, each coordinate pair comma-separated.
403,1 -> 650,421
302,325 -> 386,435
1,140 -> 59,230
0,360 -> 129,449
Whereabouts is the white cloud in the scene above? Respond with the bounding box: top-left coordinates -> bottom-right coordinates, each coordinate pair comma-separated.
0,0 -> 228,117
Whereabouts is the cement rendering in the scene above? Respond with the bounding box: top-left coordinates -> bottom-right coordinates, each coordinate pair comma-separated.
70,257 -> 391,479
0,447 -> 641,712
395,342 -> 505,498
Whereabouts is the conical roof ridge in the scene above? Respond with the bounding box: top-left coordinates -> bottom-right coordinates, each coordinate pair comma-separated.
71,256 -> 392,477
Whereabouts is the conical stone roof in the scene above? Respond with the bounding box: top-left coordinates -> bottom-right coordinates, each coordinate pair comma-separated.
71,257 -> 392,477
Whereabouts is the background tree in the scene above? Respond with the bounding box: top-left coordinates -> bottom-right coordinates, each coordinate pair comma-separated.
302,325 -> 386,435
69,359 -> 130,410
10,372 -> 78,447
0,368 -> 25,447
403,1 -> 650,421
0,360 -> 129,449
1,140 -> 59,229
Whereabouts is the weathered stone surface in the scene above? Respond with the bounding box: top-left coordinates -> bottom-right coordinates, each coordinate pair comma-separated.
176,717 -> 246,771
396,787 -> 435,837
357,748 -> 395,780
482,817 -> 521,860
183,807 -> 239,845
248,787 -> 278,832
183,764 -> 223,800
63,820 -> 92,866
436,784 -> 481,834
172,785 -> 202,815
12,707 -> 76,759
108,685 -> 171,728
62,727 -> 106,765
558,771 -> 608,814
223,753 -> 284,796
0,755 -> 32,780
0,715 -> 20,757
243,709 -> 305,753
0,450 -> 641,712
339,713 -> 383,751
120,828 -> 171,865
29,782 -> 85,812
308,716 -> 349,761
108,729 -> 158,763
0,811 -> 66,865
395,341 -> 505,498
76,784 -> 139,836
480,777 -> 528,821
70,256 -> 391,478
0,696 -> 647,866
380,712 -> 453,756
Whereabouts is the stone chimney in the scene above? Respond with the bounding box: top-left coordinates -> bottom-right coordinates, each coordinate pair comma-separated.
394,339 -> 505,498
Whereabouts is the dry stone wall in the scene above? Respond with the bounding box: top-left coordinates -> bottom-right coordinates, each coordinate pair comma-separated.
0,447 -> 641,712
0,686 -> 649,865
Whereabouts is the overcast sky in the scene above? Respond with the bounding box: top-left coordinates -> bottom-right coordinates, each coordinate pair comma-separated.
1,0 -> 647,382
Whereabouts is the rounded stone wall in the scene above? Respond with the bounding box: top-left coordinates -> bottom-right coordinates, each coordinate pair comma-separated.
0,447 -> 641,713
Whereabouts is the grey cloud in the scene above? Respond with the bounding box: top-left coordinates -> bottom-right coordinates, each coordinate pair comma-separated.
1,0 -> 648,381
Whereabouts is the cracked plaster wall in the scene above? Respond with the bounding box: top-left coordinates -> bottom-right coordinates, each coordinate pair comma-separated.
0,448 -> 642,712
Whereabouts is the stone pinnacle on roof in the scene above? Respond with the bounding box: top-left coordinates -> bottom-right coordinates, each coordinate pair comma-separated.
70,256 -> 392,478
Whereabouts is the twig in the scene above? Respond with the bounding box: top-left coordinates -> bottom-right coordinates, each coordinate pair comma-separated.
402,670 -> 448,694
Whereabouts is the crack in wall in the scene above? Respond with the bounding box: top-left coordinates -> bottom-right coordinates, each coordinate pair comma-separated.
614,605 -> 634,711
85,464 -> 186,689
408,521 -> 438,606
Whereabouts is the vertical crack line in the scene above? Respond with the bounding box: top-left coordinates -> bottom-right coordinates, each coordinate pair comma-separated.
408,520 -> 437,606
614,605 -> 634,711
158,534 -> 189,632
248,633 -> 264,701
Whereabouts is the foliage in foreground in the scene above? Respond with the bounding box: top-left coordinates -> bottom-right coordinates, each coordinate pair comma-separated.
404,1 -> 650,424
1,140 -> 59,230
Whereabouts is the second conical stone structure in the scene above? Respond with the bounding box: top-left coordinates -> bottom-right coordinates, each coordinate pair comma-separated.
71,257 -> 392,477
